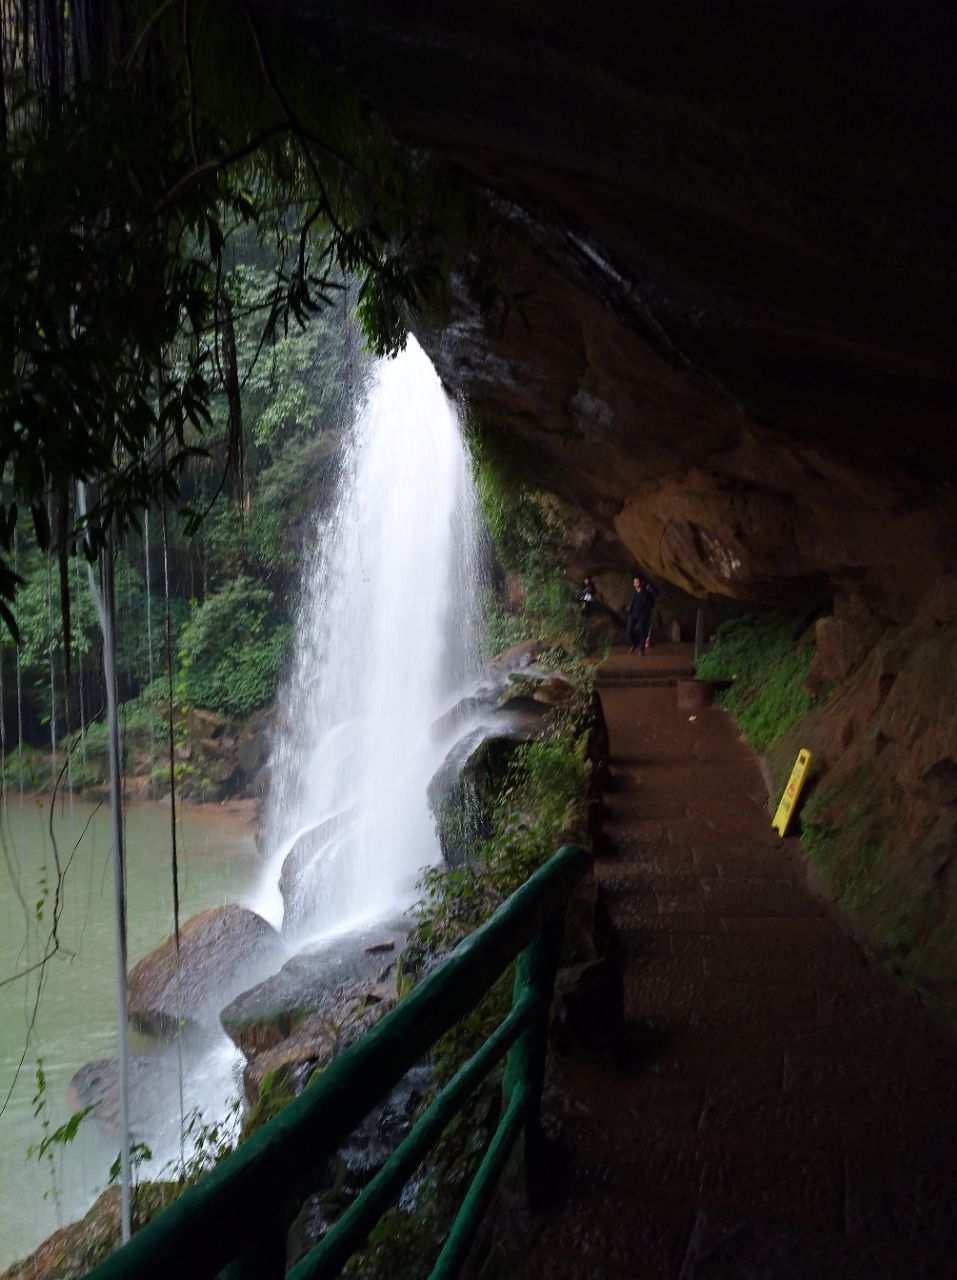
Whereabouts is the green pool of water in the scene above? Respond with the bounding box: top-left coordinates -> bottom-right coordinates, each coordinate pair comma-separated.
0,796 -> 262,1270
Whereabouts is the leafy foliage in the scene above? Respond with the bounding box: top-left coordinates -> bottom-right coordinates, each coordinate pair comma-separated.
0,0 -> 492,640
470,435 -> 585,661
176,576 -> 291,717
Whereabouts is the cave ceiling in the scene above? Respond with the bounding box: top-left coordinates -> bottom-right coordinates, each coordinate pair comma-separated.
255,1 -> 957,616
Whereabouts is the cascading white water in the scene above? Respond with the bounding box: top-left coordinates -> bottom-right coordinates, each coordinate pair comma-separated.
256,336 -> 486,940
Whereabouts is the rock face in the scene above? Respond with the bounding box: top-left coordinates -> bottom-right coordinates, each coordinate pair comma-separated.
251,0 -> 957,621
167,707 -> 272,802
220,920 -> 406,1061
772,591 -> 957,990
284,1062 -> 432,1267
278,809 -> 356,936
128,905 -> 286,1036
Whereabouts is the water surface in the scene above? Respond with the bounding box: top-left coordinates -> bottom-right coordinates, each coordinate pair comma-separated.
0,797 -> 260,1270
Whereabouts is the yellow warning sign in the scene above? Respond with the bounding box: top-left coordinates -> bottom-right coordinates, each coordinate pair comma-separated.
771,748 -> 813,837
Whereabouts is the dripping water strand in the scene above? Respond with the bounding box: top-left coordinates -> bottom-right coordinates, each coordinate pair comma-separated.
14,529 -> 26,849
73,543 -> 87,773
0,636 -> 28,924
144,508 -> 155,791
77,482 -> 132,1244
44,501 -> 57,792
160,469 -> 187,1173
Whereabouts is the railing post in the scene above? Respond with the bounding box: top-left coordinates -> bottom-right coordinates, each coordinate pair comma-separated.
504,906 -> 564,1203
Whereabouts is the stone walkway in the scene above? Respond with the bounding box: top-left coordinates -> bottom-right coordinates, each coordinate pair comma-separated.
523,643 -> 957,1279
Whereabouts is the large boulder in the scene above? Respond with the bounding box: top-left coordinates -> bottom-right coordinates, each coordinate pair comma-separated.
220,921 -> 406,1058
426,731 -> 521,867
490,639 -> 544,673
430,694 -> 488,743
68,1052 -> 184,1134
128,905 -> 286,1037
528,672 -> 578,710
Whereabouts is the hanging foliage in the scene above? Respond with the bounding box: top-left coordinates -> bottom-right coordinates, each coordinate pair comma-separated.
0,0 -> 477,638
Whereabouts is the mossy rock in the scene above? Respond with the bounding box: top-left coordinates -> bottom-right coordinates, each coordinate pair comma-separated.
427,733 -> 522,867
1,1184 -> 177,1280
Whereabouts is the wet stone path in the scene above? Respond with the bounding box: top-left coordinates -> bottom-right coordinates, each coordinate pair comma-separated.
523,644 -> 957,1279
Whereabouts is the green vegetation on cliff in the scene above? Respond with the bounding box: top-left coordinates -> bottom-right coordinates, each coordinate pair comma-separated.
698,611 -> 957,1003
469,429 -> 585,661
695,612 -> 815,754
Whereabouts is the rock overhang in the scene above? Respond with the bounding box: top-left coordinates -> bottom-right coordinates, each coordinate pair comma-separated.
251,0 -> 957,618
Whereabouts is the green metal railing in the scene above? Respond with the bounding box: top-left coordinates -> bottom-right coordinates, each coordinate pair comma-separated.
85,842 -> 590,1280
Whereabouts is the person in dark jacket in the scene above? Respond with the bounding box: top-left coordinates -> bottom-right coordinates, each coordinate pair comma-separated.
626,574 -> 655,654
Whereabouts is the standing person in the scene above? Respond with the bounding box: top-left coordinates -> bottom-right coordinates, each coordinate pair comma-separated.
626,574 -> 654,654
580,575 -> 597,616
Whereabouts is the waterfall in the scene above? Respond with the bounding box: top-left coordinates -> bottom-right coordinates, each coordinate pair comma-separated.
143,509 -> 155,789
257,336 -> 485,939
14,532 -> 24,806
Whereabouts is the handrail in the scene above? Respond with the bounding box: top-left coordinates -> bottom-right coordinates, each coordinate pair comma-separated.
84,843 -> 591,1280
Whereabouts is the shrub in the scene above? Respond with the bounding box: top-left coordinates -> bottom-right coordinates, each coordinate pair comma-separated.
176,576 -> 292,717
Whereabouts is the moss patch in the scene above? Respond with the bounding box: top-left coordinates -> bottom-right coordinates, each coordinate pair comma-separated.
240,1064 -> 299,1141
696,612 -> 815,753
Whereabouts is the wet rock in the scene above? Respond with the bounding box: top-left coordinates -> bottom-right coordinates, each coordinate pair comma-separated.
241,979 -> 398,1105
285,1063 -> 431,1264
530,672 -> 579,709
338,1062 -> 431,1184
242,1014 -> 339,1105
221,921 -> 406,1058
430,694 -> 487,742
278,809 -> 356,935
427,731 -> 519,866
490,639 -> 544,673
68,1052 -> 185,1134
128,904 -> 286,1037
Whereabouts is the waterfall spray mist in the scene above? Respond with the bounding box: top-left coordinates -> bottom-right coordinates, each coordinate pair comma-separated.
257,337 -> 486,939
